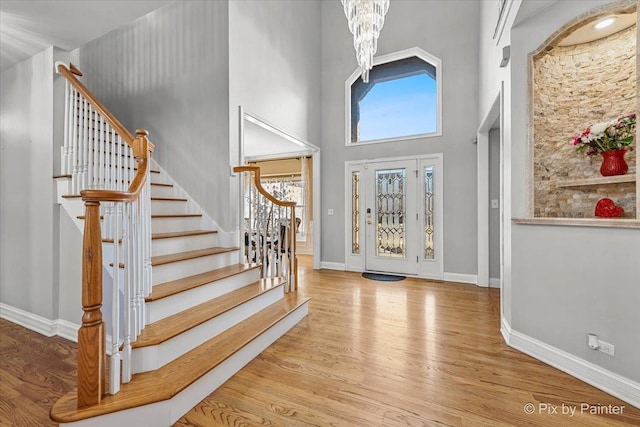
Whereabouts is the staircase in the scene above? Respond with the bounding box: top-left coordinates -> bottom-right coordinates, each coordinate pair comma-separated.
50,64 -> 309,426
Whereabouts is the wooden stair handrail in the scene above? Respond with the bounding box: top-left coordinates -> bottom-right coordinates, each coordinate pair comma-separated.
233,166 -> 296,208
57,62 -> 144,149
81,130 -> 154,203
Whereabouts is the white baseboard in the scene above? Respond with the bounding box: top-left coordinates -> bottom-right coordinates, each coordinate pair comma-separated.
0,303 -> 79,343
320,261 -> 346,271
443,272 -> 477,284
57,319 -> 79,342
501,318 -> 640,409
489,277 -> 501,288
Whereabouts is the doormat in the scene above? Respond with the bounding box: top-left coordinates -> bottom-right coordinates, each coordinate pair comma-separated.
362,272 -> 406,282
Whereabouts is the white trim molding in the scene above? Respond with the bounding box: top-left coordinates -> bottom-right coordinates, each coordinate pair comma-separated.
443,273 -> 477,285
501,318 -> 640,409
489,277 -> 501,288
320,262 -> 346,271
0,303 -> 79,342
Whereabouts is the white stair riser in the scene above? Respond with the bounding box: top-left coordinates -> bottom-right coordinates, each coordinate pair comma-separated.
152,233 -> 220,257
59,302 -> 309,427
151,200 -> 190,215
150,174 -> 171,185
150,185 -> 177,198
146,267 -> 260,323
152,216 -> 203,233
56,178 -> 72,203
152,251 -> 237,285
132,285 -> 284,373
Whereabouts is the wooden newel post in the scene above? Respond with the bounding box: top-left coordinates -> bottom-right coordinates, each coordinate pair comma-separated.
77,200 -> 106,408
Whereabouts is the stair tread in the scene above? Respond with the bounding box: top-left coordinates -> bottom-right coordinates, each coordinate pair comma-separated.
148,263 -> 259,301
151,197 -> 188,202
151,247 -> 239,266
50,293 -> 309,423
134,277 -> 284,348
150,182 -> 173,187
152,213 -> 202,218
77,213 -> 202,220
152,230 -> 218,240
107,230 -> 217,243
65,196 -> 186,201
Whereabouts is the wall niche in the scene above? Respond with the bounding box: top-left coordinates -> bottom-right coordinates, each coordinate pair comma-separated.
531,4 -> 637,219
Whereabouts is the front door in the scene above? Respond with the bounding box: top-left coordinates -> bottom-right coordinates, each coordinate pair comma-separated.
365,160 -> 418,275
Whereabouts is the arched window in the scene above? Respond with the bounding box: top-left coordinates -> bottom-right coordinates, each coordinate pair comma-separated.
346,47 -> 442,145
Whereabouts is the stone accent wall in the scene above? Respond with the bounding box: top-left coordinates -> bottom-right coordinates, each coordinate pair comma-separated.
532,25 -> 637,218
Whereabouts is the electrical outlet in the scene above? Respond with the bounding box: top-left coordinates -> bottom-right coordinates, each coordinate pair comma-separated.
597,339 -> 615,356
491,199 -> 499,209
327,209 -> 334,216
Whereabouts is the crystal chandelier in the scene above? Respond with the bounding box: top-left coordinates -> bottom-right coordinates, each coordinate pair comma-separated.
341,0 -> 390,83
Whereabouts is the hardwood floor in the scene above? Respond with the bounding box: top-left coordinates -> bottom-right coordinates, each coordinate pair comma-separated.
1,255 -> 639,426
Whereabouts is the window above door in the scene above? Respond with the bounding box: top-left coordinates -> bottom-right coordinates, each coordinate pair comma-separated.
345,47 -> 442,146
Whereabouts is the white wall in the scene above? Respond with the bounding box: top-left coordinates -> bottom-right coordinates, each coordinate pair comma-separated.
0,47 -> 56,319
79,0 -> 232,229
228,0 -> 322,232
320,0 -> 480,275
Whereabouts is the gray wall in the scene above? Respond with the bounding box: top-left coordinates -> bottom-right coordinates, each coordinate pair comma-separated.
320,0 -> 479,274
0,47 -> 56,319
510,0 -> 640,381
489,128 -> 500,280
80,0 -> 231,229
228,0 -> 321,231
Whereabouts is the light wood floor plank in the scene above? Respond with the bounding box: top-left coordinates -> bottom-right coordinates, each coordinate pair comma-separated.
177,256 -> 640,426
1,255 -> 639,426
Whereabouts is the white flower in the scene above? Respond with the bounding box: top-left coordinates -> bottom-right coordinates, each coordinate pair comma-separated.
590,121 -> 609,135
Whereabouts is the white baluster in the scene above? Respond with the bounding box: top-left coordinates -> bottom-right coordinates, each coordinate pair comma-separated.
109,202 -> 121,394
71,90 -> 79,193
98,118 -> 105,190
137,197 -> 144,335
104,124 -> 115,190
122,202 -> 132,384
87,106 -> 95,189
81,98 -> 88,191
61,80 -> 69,175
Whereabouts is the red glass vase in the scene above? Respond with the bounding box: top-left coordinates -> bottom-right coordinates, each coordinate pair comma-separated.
600,149 -> 628,176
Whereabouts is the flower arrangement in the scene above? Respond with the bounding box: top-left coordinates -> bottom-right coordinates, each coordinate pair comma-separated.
572,113 -> 636,156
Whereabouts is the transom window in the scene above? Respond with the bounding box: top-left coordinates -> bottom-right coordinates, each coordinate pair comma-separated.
346,47 -> 442,145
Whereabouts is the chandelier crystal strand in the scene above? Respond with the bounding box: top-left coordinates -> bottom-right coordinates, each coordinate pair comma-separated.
342,0 -> 390,83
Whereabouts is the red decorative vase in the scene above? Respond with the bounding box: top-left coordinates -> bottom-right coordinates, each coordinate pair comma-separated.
600,149 -> 628,176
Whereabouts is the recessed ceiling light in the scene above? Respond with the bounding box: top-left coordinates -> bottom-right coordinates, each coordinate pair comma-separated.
594,16 -> 617,30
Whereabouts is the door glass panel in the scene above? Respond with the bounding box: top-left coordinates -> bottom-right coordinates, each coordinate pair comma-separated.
375,168 -> 406,258
352,171 -> 360,254
424,166 -> 434,260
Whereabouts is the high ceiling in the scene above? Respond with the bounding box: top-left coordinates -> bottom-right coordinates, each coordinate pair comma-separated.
0,0 -> 171,72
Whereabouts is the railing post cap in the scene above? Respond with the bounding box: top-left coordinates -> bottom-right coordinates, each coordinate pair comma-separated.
136,129 -> 149,137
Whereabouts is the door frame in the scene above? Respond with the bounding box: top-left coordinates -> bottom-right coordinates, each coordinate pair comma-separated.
344,153 -> 444,279
477,86 -> 504,295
